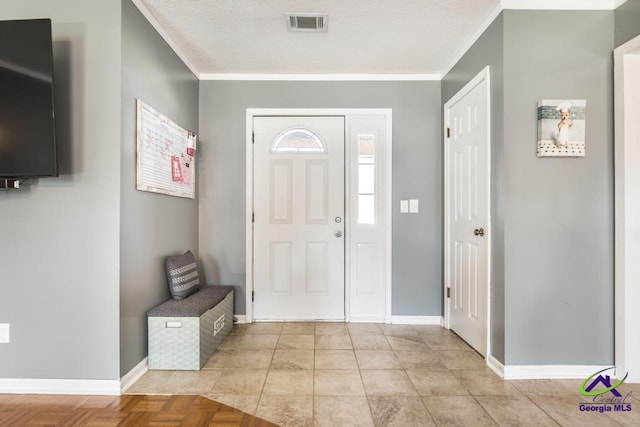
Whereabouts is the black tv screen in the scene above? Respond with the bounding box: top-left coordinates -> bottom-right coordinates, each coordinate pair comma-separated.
0,18 -> 57,178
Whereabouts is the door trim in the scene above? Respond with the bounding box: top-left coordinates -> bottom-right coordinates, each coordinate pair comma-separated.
614,35 -> 640,383
443,66 -> 492,358
245,108 -> 393,323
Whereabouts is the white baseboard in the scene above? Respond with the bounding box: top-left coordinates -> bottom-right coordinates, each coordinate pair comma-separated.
238,315 -> 445,325
349,317 -> 387,323
391,316 -> 443,325
233,315 -> 248,324
487,355 -> 505,378
0,378 -> 121,395
120,357 -> 148,393
503,365 -> 612,380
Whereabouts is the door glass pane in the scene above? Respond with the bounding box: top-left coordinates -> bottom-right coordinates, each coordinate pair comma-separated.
358,134 -> 375,163
358,194 -> 375,225
272,128 -> 326,153
358,164 -> 375,194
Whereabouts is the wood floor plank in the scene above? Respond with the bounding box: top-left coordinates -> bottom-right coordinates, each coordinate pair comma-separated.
159,395 -> 198,414
0,409 -> 32,426
118,410 -> 155,425
179,411 -> 214,427
81,410 -> 127,427
79,396 -> 122,409
57,409 -> 100,427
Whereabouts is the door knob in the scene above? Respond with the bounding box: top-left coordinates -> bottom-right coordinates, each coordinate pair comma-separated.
335,230 -> 343,238
474,228 -> 485,237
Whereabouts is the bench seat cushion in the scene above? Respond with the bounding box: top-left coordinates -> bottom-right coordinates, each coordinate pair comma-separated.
147,285 -> 234,318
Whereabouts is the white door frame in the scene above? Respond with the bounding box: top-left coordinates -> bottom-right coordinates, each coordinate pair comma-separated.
614,35 -> 640,383
245,108 -> 393,324
443,66 -> 492,358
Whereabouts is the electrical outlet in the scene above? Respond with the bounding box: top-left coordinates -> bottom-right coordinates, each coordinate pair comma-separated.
0,324 -> 9,343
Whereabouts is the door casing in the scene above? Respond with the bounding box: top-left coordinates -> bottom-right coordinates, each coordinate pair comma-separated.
443,66 -> 492,360
245,108 -> 393,324
614,35 -> 640,383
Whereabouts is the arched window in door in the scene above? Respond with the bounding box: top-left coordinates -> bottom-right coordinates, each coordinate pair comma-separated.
271,127 -> 327,153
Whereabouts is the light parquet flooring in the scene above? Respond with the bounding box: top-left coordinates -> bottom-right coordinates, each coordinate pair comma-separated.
0,393 -> 277,426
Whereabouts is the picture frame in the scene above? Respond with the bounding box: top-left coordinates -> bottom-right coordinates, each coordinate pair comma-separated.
537,99 -> 586,157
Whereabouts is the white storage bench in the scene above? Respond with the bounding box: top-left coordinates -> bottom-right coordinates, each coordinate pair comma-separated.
147,285 -> 234,370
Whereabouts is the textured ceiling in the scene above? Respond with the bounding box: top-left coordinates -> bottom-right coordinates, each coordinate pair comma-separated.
139,0 -> 501,76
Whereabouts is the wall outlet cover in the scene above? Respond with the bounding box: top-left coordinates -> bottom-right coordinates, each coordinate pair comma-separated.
409,199 -> 419,213
0,323 -> 9,343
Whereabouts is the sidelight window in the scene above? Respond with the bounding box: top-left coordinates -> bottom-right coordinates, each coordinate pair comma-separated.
357,134 -> 375,224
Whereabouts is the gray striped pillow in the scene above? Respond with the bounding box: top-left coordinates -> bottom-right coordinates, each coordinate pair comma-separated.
165,250 -> 200,300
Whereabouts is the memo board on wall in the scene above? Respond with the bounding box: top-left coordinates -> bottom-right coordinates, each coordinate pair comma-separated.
136,99 -> 197,199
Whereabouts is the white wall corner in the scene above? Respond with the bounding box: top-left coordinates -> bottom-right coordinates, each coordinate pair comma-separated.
0,378 -> 121,395
390,316 -> 443,325
440,3 -> 502,77
487,355 -> 505,379
120,357 -> 148,394
130,0 -> 200,78
502,365 -> 613,380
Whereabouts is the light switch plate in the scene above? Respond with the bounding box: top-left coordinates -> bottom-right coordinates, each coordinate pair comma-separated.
409,199 -> 419,213
0,323 -> 9,343
400,200 -> 409,213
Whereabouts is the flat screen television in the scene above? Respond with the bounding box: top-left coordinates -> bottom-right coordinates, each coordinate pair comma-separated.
0,18 -> 57,179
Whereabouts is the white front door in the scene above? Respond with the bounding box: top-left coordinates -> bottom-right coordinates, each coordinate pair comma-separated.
253,116 -> 345,320
444,67 -> 490,356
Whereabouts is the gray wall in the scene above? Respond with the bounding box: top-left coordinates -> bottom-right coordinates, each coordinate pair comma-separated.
198,81 -> 442,316
120,0 -> 199,376
442,14 -> 506,363
615,0 -> 640,47
503,10 -> 614,366
0,0 -> 122,379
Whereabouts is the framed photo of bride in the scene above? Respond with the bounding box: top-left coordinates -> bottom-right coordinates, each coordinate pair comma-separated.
536,99 -> 586,157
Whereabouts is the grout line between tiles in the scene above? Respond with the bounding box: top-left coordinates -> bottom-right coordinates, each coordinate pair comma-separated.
470,394 -> 505,426
522,394 -> 564,427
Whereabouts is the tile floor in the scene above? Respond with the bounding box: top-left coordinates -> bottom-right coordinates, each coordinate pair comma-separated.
127,322 -> 640,426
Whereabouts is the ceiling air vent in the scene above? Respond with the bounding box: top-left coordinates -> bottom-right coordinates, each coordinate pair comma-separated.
285,13 -> 328,32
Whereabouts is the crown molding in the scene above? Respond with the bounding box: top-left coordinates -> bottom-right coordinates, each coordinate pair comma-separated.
501,0 -> 626,10
198,73 -> 441,81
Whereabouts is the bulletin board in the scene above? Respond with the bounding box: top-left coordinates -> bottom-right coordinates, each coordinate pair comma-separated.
136,99 -> 196,199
